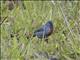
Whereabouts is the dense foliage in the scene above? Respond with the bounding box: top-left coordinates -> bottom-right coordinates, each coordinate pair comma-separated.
1,1 -> 80,60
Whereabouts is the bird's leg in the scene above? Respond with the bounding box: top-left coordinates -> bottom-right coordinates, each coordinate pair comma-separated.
44,38 -> 48,43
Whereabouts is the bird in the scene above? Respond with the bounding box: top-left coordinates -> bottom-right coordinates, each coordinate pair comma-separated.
33,21 -> 53,39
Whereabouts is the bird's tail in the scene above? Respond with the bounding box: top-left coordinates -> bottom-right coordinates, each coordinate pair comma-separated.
33,33 -> 36,37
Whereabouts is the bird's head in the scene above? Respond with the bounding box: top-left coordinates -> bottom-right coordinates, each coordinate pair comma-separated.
45,21 -> 53,35
46,21 -> 53,28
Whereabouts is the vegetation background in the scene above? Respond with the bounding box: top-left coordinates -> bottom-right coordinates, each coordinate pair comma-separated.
1,0 -> 80,60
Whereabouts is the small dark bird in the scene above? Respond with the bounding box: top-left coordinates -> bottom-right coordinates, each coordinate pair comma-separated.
33,21 -> 53,39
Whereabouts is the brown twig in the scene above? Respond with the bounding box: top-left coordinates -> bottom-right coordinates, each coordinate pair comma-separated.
0,16 -> 8,25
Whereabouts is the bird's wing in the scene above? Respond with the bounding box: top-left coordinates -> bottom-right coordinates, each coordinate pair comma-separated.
33,26 -> 44,37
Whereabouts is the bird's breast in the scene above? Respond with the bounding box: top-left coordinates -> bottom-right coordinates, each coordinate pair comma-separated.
47,27 -> 53,36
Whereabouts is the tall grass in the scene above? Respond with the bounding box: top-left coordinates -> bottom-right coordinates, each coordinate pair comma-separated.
1,1 -> 80,60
